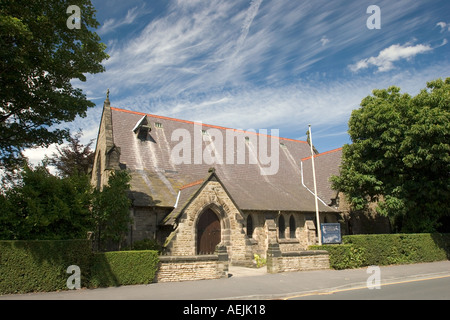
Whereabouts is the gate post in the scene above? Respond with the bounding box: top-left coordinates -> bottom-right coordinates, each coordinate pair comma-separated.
215,244 -> 229,278
266,243 -> 282,273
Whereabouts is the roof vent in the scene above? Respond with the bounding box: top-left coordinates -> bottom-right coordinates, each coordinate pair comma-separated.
132,115 -> 151,140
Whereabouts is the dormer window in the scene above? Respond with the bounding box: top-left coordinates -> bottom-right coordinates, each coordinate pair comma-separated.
132,115 -> 151,140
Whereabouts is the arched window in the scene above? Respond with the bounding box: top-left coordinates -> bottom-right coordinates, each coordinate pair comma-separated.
289,215 -> 296,238
278,215 -> 285,239
246,214 -> 254,238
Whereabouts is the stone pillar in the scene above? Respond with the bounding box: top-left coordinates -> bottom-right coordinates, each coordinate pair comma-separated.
215,244 -> 229,278
266,243 -> 282,274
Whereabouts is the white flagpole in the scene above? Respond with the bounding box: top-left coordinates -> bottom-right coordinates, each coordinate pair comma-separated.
308,124 -> 322,245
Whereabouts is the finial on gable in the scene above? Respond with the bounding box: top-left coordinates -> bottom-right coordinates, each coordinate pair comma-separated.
104,88 -> 111,107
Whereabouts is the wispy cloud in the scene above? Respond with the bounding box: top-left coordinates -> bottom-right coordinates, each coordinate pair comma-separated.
320,36 -> 330,46
436,21 -> 450,32
349,43 -> 433,72
98,5 -> 146,35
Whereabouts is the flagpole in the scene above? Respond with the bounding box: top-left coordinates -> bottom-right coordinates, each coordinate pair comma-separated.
308,124 -> 322,245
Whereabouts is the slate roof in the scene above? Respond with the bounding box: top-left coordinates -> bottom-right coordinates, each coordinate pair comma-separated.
109,106 -> 338,218
301,148 -> 343,205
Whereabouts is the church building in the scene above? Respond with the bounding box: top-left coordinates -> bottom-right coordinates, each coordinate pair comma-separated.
91,94 -> 341,266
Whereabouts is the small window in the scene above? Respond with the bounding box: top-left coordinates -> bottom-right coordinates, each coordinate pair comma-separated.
155,122 -> 163,128
246,214 -> 254,238
245,136 -> 250,142
201,129 -> 209,136
280,142 -> 287,148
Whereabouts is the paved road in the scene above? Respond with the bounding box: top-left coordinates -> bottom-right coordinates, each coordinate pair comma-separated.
1,261 -> 449,300
287,274 -> 450,300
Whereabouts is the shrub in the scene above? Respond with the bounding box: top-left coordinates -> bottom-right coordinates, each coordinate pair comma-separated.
311,233 -> 450,270
343,233 -> 450,265
310,244 -> 365,270
89,250 -> 159,288
0,240 -> 93,294
125,238 -> 162,252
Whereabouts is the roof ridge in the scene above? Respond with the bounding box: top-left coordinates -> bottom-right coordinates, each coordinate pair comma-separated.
301,147 -> 343,161
110,106 -> 308,144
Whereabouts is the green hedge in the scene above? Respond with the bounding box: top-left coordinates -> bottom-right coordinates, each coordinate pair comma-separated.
0,240 -> 93,294
89,250 -> 159,288
309,244 -> 366,270
0,240 -> 160,295
311,233 -> 450,270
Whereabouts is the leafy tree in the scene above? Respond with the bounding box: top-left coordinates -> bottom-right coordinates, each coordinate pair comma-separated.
0,0 -> 108,169
91,170 -> 132,250
47,129 -> 94,177
0,162 -> 93,240
332,78 -> 450,233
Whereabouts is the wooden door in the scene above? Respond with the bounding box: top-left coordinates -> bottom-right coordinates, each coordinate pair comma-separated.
197,209 -> 221,255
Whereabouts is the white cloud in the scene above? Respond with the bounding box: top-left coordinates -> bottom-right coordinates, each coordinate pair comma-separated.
349,43 -> 433,72
320,36 -> 330,46
436,21 -> 450,32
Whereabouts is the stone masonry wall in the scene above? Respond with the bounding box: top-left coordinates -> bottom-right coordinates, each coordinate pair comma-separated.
266,243 -> 329,273
155,255 -> 225,282
165,180 -> 253,265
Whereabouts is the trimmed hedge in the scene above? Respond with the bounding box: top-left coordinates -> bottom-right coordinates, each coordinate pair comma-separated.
89,250 -> 159,288
311,233 -> 450,270
0,240 -> 160,295
309,244 -> 366,270
0,240 -> 92,294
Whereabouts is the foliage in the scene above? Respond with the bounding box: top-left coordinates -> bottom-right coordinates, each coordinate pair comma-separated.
253,253 -> 267,268
91,170 -> 132,250
0,240 -> 93,294
0,0 -> 108,169
0,164 -> 132,248
0,240 -> 159,294
332,78 -> 450,232
0,162 -> 93,240
47,129 -> 95,177
310,244 -> 365,270
123,238 -> 162,253
343,233 -> 450,265
89,250 -> 159,288
311,233 -> 450,269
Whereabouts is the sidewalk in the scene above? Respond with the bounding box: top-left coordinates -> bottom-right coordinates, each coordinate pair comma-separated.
1,261 -> 449,300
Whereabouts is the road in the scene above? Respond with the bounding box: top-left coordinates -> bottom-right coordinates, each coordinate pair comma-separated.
286,274 -> 450,300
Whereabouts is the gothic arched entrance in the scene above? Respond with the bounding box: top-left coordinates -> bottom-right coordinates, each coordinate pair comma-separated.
196,208 -> 221,255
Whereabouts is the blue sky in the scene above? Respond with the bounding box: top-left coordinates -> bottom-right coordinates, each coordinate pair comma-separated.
25,0 -> 450,164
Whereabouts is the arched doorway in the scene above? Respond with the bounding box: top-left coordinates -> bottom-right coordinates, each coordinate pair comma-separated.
196,208 -> 221,255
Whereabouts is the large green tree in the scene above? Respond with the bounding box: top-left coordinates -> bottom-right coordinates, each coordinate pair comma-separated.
0,0 -> 108,168
332,78 -> 450,233
0,162 -> 93,240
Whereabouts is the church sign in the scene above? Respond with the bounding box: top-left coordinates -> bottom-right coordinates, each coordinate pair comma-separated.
321,223 -> 342,244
